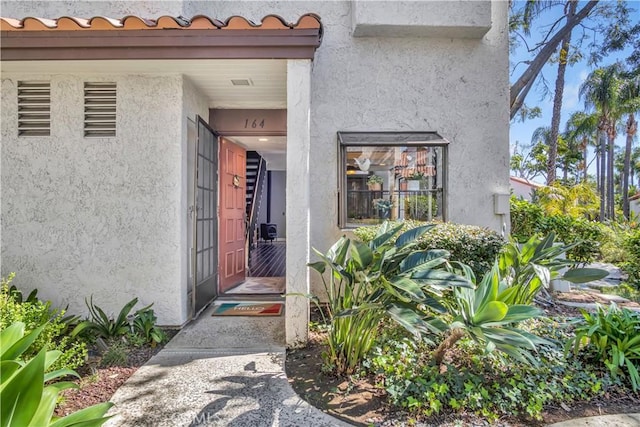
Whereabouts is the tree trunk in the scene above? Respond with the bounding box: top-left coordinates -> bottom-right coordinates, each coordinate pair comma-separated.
547,1 -> 577,185
607,126 -> 616,220
599,130 -> 606,220
623,114 -> 638,218
510,0 -> 598,119
583,137 -> 589,183
432,329 -> 466,366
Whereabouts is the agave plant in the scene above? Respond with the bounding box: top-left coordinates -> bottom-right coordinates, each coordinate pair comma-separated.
435,263 -> 550,366
307,221 -> 473,375
0,322 -> 112,427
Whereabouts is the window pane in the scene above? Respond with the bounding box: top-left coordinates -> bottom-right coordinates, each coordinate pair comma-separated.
342,144 -> 445,228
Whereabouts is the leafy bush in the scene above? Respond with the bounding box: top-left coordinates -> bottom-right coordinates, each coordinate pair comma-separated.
498,234 -> 607,305
568,304 -> 640,391
353,220 -> 504,276
365,319 -> 619,421
510,197 -> 604,263
74,297 -> 138,340
404,195 -> 437,221
623,229 -> 640,285
0,322 -> 112,427
131,305 -> 167,345
306,222 -> 473,375
75,297 -> 167,346
0,275 -> 87,371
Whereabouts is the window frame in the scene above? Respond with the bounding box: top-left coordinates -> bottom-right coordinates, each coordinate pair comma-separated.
337,131 -> 449,229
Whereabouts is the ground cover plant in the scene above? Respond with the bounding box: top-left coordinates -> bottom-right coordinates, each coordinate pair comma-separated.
0,275 -> 174,417
0,274 -> 87,371
291,220 -> 636,424
0,322 -> 112,427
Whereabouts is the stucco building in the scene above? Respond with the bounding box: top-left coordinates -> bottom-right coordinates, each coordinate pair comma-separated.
1,1 -> 509,346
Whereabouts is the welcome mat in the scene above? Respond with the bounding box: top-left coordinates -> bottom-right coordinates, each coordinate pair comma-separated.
211,301 -> 283,316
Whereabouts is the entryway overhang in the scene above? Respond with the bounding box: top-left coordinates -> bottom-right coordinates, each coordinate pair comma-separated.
0,14 -> 323,61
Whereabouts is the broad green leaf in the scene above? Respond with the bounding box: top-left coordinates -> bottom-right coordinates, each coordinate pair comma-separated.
0,323 -> 25,358
561,268 -> 608,283
395,224 -> 434,248
399,250 -> 449,273
472,301 -> 508,325
0,348 -> 45,427
0,361 -> 21,385
503,305 -> 543,323
532,264 -> 551,288
1,324 -> 46,362
49,402 -> 113,427
350,241 -> 373,269
307,261 -> 326,274
411,269 -> 473,288
390,277 -> 425,301
370,223 -> 403,251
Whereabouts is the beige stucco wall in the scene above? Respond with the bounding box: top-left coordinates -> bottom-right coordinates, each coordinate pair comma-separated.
1,0 -> 509,326
1,74 -> 188,325
183,1 -> 510,294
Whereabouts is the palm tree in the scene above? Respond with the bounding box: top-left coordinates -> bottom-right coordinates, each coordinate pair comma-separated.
564,111 -> 598,183
619,73 -> 640,218
580,64 -> 624,220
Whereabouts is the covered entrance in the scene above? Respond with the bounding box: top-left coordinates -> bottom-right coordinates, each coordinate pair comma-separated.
0,13 -> 319,345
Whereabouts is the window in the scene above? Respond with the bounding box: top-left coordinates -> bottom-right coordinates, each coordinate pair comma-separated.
18,81 -> 50,136
84,82 -> 116,137
338,132 -> 448,228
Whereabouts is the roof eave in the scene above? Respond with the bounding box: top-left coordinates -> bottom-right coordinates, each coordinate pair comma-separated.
0,28 -> 322,61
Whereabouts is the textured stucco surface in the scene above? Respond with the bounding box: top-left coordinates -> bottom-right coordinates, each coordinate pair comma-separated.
1,74 -> 186,325
1,0 -> 509,334
285,59 -> 312,347
351,0 -> 492,38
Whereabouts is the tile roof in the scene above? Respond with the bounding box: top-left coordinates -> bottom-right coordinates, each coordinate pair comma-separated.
0,14 -> 321,31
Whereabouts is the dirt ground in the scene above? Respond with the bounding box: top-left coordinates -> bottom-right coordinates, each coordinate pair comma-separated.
285,305 -> 640,427
54,330 -> 177,417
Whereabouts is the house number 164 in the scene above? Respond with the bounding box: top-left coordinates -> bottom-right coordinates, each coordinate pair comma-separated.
244,119 -> 265,129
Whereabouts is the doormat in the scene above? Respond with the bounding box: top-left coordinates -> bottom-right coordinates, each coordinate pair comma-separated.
211,301 -> 283,316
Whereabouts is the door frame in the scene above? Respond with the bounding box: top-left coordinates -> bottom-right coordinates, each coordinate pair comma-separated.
191,115 -> 220,318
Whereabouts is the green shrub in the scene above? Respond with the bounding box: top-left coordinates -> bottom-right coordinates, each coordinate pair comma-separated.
100,341 -> 129,367
0,275 -> 88,371
404,195 -> 437,221
307,222 -> 473,375
568,304 -> 640,391
364,319 -> 619,421
510,197 -> 545,241
353,220 -> 504,277
0,322 -> 112,427
510,197 -> 604,263
623,229 -> 640,285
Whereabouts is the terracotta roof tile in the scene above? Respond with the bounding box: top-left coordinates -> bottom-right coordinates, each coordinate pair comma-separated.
0,13 -> 321,31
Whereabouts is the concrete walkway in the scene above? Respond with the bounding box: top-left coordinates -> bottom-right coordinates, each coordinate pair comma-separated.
104,304 -> 638,427
546,413 -> 640,427
105,306 -> 349,427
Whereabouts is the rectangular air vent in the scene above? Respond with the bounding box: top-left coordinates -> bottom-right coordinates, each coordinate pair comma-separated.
84,82 -> 116,137
18,81 -> 50,136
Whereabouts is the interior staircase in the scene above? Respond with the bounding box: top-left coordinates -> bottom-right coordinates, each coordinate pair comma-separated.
245,151 -> 267,256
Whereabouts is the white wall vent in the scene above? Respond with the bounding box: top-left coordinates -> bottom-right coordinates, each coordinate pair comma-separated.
18,81 -> 51,136
84,82 -> 116,137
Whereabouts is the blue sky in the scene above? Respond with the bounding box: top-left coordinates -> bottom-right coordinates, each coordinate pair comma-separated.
509,1 -> 639,183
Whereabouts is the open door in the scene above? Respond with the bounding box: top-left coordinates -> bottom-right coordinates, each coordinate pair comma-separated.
219,137 -> 247,293
193,116 -> 219,315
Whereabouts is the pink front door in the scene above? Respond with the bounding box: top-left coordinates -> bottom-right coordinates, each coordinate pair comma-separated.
219,138 -> 247,293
